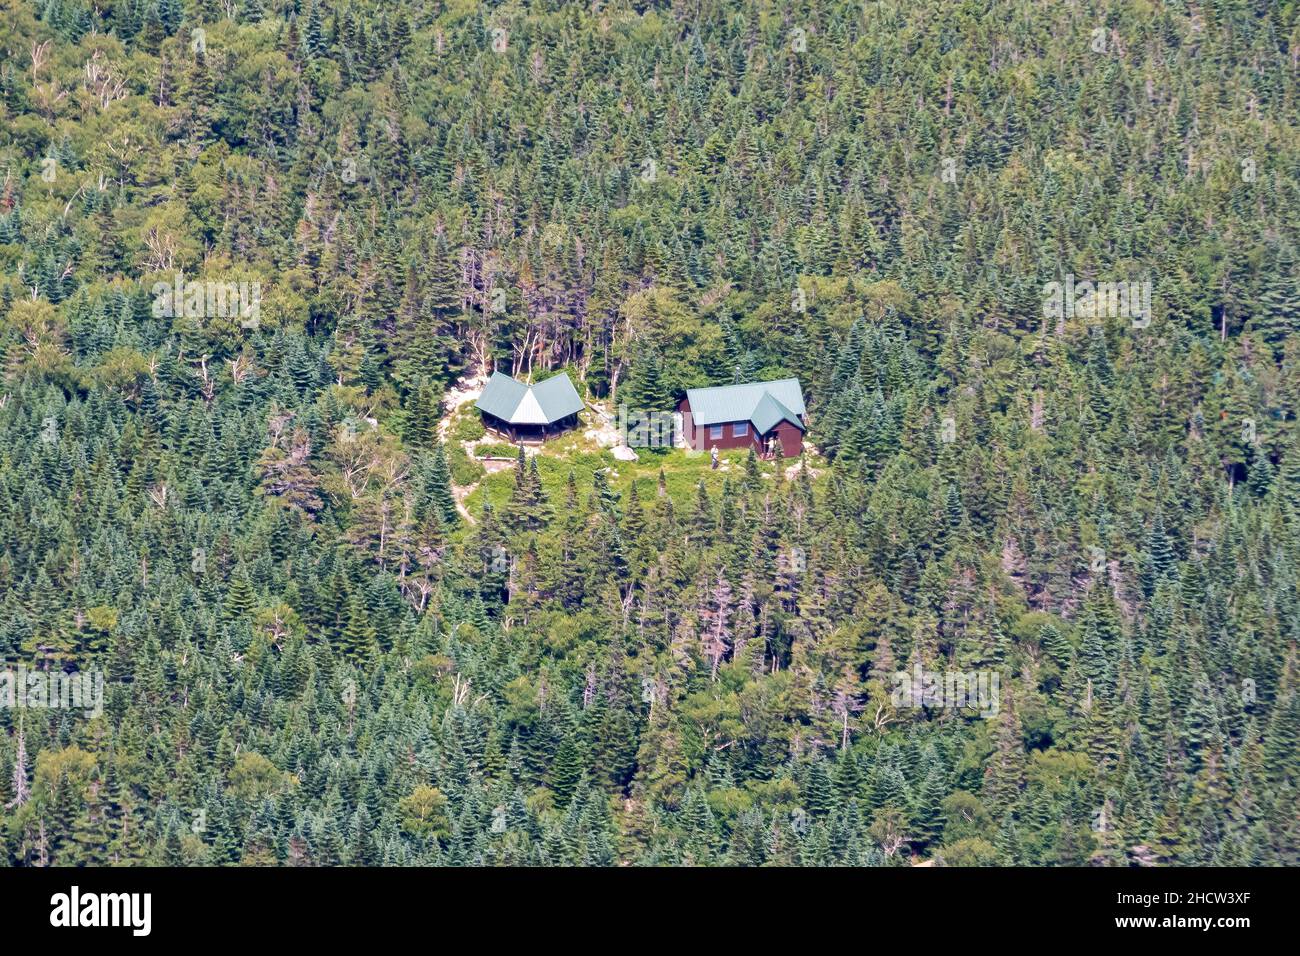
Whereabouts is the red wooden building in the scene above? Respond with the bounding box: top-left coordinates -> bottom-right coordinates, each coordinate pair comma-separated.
678,378 -> 807,458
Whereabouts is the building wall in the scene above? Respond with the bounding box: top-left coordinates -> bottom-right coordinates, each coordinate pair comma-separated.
679,398 -> 749,451
482,411 -> 578,443
770,419 -> 804,457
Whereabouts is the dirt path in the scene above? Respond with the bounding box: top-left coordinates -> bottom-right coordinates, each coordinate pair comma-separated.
452,480 -> 478,525
438,370 -> 492,526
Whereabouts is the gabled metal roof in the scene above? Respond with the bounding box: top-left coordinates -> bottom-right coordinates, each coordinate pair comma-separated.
529,372 -> 585,423
476,372 -> 529,421
684,378 -> 806,431
749,391 -> 804,434
476,371 -> 584,426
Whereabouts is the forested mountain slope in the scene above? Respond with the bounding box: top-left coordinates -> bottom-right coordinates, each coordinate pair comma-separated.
1,0 -> 1299,865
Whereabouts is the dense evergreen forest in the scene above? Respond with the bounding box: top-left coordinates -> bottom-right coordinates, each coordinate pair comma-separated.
1,0 -> 1299,866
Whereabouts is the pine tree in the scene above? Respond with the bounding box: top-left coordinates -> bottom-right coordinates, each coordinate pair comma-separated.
982,697 -> 1026,814
913,768 -> 949,849
223,571 -> 256,623
549,738 -> 583,807
427,443 -> 459,527
404,383 -> 439,449
589,469 -> 621,520
1254,243 -> 1300,354
504,446 -> 533,533
525,456 -> 552,529
339,593 -> 377,662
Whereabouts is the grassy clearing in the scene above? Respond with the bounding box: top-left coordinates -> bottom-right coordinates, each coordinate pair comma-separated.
449,406 -> 820,533
460,443 -> 786,521
450,409 -> 487,443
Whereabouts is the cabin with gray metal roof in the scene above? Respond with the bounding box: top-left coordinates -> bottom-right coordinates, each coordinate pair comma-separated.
677,378 -> 807,457
476,371 -> 585,442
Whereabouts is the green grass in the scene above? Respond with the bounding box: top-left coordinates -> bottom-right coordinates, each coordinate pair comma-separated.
460,444 -> 785,524
450,407 -> 486,442
447,442 -> 485,486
